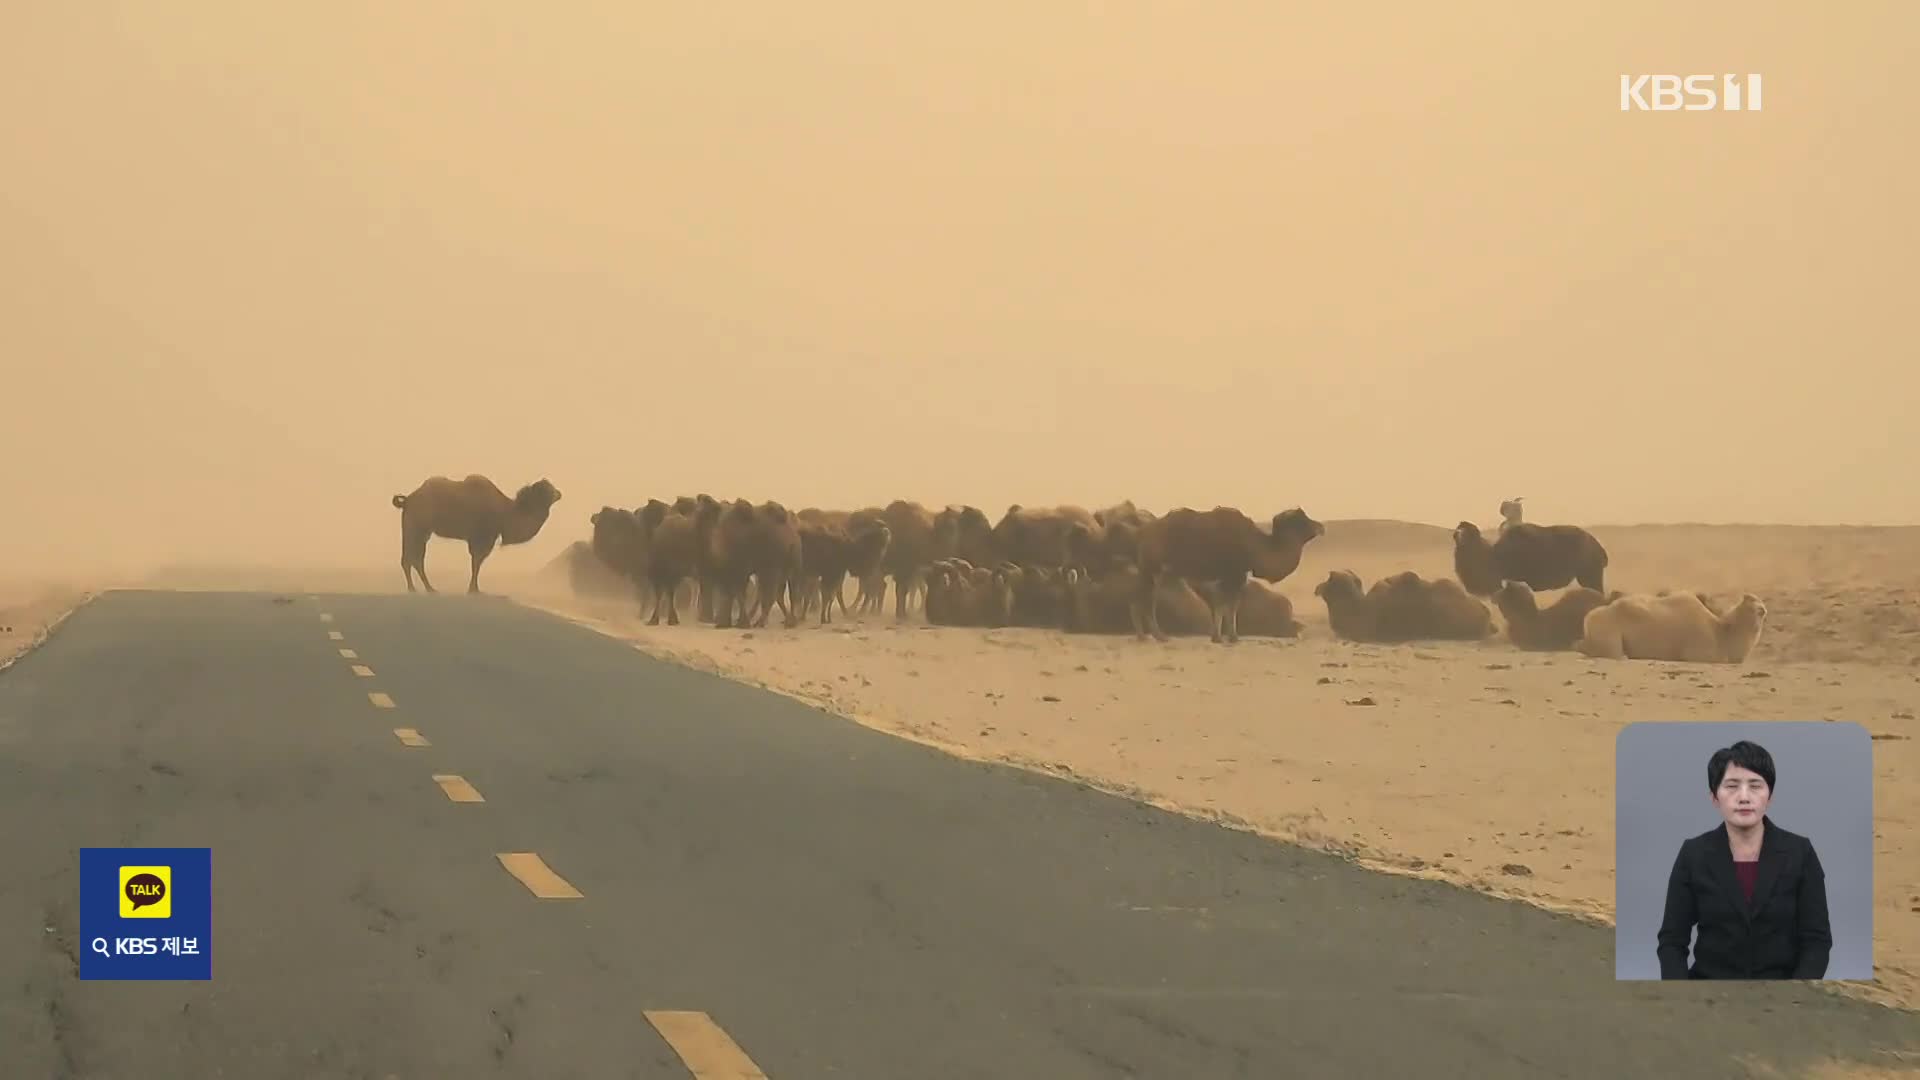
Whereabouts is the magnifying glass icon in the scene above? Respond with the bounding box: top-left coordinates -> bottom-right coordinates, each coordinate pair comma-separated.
90,937 -> 109,958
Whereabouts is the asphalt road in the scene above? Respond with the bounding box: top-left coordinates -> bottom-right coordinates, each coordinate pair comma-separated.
2,589 -> 1917,1079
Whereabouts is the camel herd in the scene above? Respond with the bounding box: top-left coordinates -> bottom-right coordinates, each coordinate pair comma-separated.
388,474 -> 1770,665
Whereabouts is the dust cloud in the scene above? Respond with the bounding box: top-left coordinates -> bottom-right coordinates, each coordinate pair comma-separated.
2,2 -> 1916,587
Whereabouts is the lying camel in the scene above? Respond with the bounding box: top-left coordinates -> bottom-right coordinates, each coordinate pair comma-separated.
1314,570 -> 1497,644
1576,592 -> 1768,664
1190,578 -> 1303,638
1065,565 -> 1212,636
924,559 -> 1016,628
1001,564 -> 1074,628
1494,581 -> 1612,652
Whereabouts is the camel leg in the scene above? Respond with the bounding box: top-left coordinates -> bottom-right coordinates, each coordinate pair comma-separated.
466,534 -> 496,594
1133,573 -> 1169,642
822,572 -> 846,625
769,573 -> 797,628
645,578 -> 666,626
402,528 -> 434,593
667,578 -> 683,625
1219,574 -> 1246,644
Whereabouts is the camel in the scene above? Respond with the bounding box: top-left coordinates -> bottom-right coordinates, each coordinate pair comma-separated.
705,499 -> 803,629
1068,518 -> 1147,580
1191,578 -> 1303,638
639,509 -> 706,626
923,559 -> 1016,628
793,518 -> 892,625
935,505 -> 999,570
1452,520 -> 1608,598
1494,581 -> 1612,652
999,563 -> 1074,628
855,500 -> 949,619
1132,506 -> 1325,644
1092,500 -> 1154,530
990,504 -> 1101,567
1314,569 -> 1497,643
589,505 -> 651,608
1576,592 -> 1768,664
392,474 -> 562,594
1064,566 -> 1213,636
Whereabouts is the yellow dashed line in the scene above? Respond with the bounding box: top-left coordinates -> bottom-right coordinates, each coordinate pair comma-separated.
368,692 -> 396,709
327,631 -> 344,641
319,613 -> 333,623
496,853 -> 583,899
433,774 -> 484,803
645,1011 -> 769,1079
393,728 -> 430,747
351,664 -> 375,678
338,648 -> 358,659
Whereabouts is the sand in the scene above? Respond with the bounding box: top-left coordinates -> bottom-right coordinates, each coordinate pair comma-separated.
0,579 -> 97,674
511,520 -> 1920,1013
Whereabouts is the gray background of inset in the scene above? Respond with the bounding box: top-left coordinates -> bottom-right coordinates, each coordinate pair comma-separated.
1614,721 -> 1874,980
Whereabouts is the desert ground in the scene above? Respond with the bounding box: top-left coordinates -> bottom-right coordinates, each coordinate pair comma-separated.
0,578 -> 101,675
510,518 -> 1920,1014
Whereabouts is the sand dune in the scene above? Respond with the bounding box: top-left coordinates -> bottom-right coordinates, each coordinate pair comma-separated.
511,520 -> 1920,1012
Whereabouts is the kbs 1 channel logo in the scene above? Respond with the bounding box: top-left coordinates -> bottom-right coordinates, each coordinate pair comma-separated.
79,847 -> 213,980
1620,73 -> 1763,112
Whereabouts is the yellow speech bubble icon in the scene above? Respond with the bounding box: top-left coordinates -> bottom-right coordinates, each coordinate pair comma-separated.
119,865 -> 171,918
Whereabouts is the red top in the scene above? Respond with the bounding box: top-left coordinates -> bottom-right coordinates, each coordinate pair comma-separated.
1734,859 -> 1759,903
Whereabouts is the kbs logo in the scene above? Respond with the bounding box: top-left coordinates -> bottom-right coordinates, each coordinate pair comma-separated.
1620,74 -> 1763,112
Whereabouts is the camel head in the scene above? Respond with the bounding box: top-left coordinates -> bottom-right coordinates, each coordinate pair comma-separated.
1452,521 -> 1485,548
1494,580 -> 1539,618
515,479 -> 562,511
1732,593 -> 1768,625
1313,569 -> 1364,603
1270,507 -> 1326,546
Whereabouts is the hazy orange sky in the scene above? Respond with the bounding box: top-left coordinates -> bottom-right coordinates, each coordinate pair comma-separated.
4,2 -> 1915,577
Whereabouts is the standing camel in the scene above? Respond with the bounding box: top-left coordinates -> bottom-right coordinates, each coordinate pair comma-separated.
391,474 -> 563,594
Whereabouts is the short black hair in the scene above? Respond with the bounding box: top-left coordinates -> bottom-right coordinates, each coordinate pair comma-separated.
1708,740 -> 1776,794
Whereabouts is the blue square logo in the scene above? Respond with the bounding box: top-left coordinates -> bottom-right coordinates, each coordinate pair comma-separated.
79,847 -> 212,981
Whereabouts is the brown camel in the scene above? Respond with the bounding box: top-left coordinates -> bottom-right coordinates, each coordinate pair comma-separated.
1452,520 -> 1608,597
1065,565 -> 1212,636
990,504 -> 1100,567
1494,581 -> 1611,651
705,499 -> 803,629
793,519 -> 893,625
392,474 -> 562,594
1132,506 -> 1325,643
1314,569 -> 1496,643
923,559 -> 1016,628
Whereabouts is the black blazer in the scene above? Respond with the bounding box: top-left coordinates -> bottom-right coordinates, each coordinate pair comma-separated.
1656,816 -> 1832,979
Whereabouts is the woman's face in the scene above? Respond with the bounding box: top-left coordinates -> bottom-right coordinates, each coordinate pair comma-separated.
1712,763 -> 1772,828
